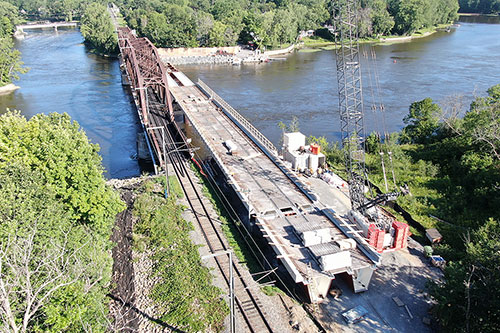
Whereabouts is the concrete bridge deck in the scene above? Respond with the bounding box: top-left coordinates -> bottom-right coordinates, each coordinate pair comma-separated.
167,73 -> 377,299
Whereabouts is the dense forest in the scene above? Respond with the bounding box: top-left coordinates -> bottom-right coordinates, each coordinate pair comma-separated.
118,0 -> 459,48
2,0 -> 461,49
459,0 -> 500,13
0,112 -> 125,331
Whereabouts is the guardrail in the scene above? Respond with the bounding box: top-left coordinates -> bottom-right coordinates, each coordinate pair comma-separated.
197,79 -> 278,156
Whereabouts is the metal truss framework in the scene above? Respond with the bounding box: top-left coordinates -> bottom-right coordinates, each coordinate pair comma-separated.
334,0 -> 368,212
117,27 -> 174,125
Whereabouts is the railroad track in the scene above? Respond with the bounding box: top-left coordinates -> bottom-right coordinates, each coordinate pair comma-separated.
146,88 -> 274,333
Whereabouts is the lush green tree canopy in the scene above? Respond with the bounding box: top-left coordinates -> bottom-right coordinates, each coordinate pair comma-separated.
430,218 -> 500,332
459,0 -> 500,13
80,2 -> 118,55
3,0 -> 461,48
0,111 -> 124,234
0,37 -> 27,86
0,111 -> 125,331
0,1 -> 26,87
400,98 -> 442,144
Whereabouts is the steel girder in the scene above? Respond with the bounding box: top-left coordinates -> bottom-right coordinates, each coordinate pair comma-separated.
117,27 -> 174,124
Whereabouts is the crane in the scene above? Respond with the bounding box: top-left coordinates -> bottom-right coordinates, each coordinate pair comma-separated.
333,0 -> 406,251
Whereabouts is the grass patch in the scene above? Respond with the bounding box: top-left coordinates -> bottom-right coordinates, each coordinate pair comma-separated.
132,179 -> 229,332
301,36 -> 335,47
414,23 -> 450,35
321,45 -> 340,51
190,164 -> 264,274
153,175 -> 184,199
298,48 -> 322,53
261,285 -> 284,297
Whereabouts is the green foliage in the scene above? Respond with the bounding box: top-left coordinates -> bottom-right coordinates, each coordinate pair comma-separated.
207,20 -> 229,47
360,86 -> 500,331
115,0 -> 458,48
0,111 -> 123,332
0,1 -> 19,36
0,111 -> 125,235
400,97 -> 442,144
0,2 -> 26,86
261,285 -> 284,296
372,0 -> 395,36
132,181 -> 228,332
308,135 -> 345,166
0,37 -> 28,86
389,0 -> 459,35
459,0 -> 500,13
80,3 -> 118,55
429,218 -> 500,332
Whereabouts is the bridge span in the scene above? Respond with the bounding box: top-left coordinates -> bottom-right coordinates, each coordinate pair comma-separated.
117,27 -> 380,306
16,21 -> 77,31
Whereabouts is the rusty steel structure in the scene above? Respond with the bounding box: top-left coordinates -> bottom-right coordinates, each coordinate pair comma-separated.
117,27 -> 175,169
117,27 -> 174,125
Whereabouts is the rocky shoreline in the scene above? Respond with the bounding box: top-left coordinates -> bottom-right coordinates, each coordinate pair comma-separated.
0,83 -> 20,95
161,54 -> 236,65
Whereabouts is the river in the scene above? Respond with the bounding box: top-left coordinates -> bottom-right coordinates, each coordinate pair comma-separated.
1,15 -> 499,177
0,28 -> 141,178
179,15 -> 500,145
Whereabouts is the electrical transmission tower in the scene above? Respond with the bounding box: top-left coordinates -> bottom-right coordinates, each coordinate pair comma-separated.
334,0 -> 368,213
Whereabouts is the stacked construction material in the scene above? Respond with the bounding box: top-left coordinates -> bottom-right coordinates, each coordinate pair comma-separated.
290,216 -> 334,247
308,242 -> 352,272
367,224 -> 385,252
392,220 -> 409,249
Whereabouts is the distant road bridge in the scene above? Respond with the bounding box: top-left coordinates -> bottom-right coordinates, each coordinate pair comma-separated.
16,21 -> 77,31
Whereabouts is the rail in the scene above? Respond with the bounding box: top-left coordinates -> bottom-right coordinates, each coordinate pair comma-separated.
196,79 -> 278,156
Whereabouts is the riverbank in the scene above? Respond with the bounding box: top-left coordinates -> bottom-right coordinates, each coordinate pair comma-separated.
0,83 -> 20,95
159,43 -> 297,65
299,23 -> 454,50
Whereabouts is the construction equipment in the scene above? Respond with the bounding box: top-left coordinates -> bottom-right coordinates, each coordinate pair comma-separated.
333,0 -> 408,252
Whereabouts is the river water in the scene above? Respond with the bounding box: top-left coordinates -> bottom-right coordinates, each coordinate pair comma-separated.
179,15 -> 500,145
1,16 -> 499,177
0,28 -> 141,178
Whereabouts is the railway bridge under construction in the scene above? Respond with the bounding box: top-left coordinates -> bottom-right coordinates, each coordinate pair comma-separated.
117,26 -> 381,310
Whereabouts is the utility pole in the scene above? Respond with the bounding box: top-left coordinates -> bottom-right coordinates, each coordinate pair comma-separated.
202,250 -> 235,333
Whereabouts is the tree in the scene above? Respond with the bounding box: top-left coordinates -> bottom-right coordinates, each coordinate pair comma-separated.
430,218 -> 500,332
459,0 -> 500,13
0,37 -> 27,86
372,0 -> 395,36
270,7 -> 298,46
239,11 -> 268,48
0,1 -> 19,36
389,0 -> 433,35
400,98 -> 442,144
207,21 -> 228,46
80,3 -> 118,55
462,84 -> 500,161
0,111 -> 124,236
0,111 -> 125,332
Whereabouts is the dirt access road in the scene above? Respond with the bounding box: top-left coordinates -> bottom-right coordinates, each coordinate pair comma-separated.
317,238 -> 442,332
